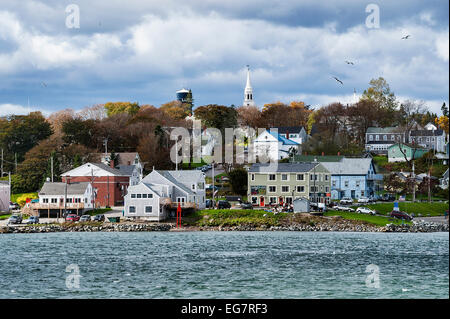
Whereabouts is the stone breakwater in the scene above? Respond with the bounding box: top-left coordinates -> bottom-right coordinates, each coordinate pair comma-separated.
0,220 -> 447,234
0,223 -> 173,234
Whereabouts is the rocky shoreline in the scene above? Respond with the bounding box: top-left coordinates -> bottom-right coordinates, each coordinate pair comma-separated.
0,219 -> 447,234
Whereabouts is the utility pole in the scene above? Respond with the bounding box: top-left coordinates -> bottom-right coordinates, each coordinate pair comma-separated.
103,138 -> 108,155
412,161 -> 415,202
51,155 -> 54,182
212,161 -> 215,207
1,148 -> 3,178
63,178 -> 68,222
15,153 -> 17,174
175,139 -> 178,171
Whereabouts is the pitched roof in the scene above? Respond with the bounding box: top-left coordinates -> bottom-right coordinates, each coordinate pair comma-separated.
294,155 -> 344,162
267,131 -> 299,145
270,126 -> 305,134
147,170 -> 205,195
62,162 -> 126,177
387,143 -> 427,150
39,182 -> 90,196
116,164 -> 136,176
410,129 -> 445,137
248,162 -> 319,173
366,127 -> 403,134
321,158 -> 373,175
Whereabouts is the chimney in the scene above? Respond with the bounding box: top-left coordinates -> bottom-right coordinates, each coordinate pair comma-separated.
338,152 -> 340,156
322,152 -> 324,156
127,161 -> 131,165
286,130 -> 289,139
67,176 -> 71,184
110,159 -> 115,168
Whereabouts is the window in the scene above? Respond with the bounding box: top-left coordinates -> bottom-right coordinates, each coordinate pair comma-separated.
332,180 -> 336,187
268,186 -> 276,193
191,184 -> 195,190
269,197 -> 277,204
325,187 -> 329,192
148,194 -> 153,198
369,135 -> 373,141
268,174 -> 276,181
297,186 -> 305,192
251,174 -> 255,181
376,135 -> 379,141
51,198 -> 57,203
356,181 -> 360,187
43,198 -> 49,203
383,135 -> 387,141
325,175 -> 329,181
281,174 -> 288,181
129,206 -> 136,213
137,194 -> 142,199
310,186 -> 318,192
297,174 -> 304,181
281,186 -> 289,193
142,194 -> 147,198
145,206 -> 152,213
131,194 -> 136,198
344,181 -> 349,187
391,135 -> 395,141
310,174 -> 317,181
251,197 -> 258,204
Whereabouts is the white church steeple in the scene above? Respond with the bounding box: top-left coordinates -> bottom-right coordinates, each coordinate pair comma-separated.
243,65 -> 255,106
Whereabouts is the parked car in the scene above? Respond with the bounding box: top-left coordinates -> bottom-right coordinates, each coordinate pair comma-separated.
80,215 -> 91,222
217,200 -> 231,209
9,202 -> 20,210
65,214 -> 80,222
8,214 -> 22,224
340,197 -> 353,205
357,197 -> 370,204
240,202 -> 253,209
24,216 -> 40,224
93,214 -> 105,222
382,193 -> 396,201
390,210 -> 413,221
334,205 -> 355,212
356,207 -> 376,215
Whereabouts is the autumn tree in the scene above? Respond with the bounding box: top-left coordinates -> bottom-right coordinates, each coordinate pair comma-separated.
104,102 -> 140,117
160,100 -> 191,120
361,77 -> 399,126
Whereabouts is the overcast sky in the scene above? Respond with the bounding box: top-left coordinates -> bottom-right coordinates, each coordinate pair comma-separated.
0,0 -> 448,116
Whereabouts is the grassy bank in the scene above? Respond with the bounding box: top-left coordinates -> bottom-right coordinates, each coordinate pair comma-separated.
357,202 -> 449,216
324,211 -> 411,226
86,208 -> 113,216
184,209 -> 408,228
183,209 -> 285,227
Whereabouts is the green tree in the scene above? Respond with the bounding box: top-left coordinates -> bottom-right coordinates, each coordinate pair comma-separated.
194,104 -> 238,132
228,168 -> 248,196
0,112 -> 53,171
361,77 -> 398,126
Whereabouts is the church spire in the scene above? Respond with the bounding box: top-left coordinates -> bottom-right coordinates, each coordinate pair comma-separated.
243,65 -> 255,107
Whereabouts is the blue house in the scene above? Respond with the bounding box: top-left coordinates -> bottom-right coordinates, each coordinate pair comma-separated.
321,158 -> 383,200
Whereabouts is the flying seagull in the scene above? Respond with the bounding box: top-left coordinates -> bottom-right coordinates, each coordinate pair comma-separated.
332,76 -> 343,85
401,35 -> 410,39
41,82 -> 47,87
345,60 -> 354,65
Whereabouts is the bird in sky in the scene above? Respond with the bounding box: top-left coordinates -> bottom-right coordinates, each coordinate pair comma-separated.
345,60 -> 354,65
41,82 -> 47,87
332,76 -> 343,85
401,35 -> 410,39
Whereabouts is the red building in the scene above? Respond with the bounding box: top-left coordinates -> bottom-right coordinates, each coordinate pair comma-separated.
61,162 -> 130,207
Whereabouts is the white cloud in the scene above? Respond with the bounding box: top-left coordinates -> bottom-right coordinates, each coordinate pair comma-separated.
0,103 -> 51,116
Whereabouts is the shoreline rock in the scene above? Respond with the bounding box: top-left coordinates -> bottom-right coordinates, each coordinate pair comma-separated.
1,220 -> 447,234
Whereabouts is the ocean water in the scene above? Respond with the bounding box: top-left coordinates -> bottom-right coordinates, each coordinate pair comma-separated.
0,231 -> 448,299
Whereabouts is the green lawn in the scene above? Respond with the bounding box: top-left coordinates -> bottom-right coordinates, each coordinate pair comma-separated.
356,202 -> 449,216
183,209 -> 285,227
324,210 -> 411,226
86,208 -> 112,216
0,214 -> 11,220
